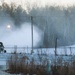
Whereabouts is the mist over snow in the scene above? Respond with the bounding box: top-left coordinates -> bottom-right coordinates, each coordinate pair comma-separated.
0,23 -> 42,47
0,0 -> 75,47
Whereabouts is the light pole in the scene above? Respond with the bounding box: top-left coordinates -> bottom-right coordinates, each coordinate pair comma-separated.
31,16 -> 34,54
55,37 -> 57,69
55,37 -> 57,56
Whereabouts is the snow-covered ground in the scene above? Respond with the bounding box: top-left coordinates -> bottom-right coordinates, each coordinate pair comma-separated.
0,47 -> 74,73
0,70 -> 16,75
4,46 -> 75,55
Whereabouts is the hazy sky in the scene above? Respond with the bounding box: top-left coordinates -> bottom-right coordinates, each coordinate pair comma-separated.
1,0 -> 75,8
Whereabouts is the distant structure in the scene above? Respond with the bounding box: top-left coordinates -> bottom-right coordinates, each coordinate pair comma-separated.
0,42 -> 5,53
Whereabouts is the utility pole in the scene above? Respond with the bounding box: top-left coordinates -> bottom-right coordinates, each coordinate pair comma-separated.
55,37 -> 57,56
55,37 -> 57,70
70,47 -> 72,56
31,16 -> 34,54
64,48 -> 67,56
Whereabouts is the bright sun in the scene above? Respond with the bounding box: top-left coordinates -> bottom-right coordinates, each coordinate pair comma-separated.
7,25 -> 11,29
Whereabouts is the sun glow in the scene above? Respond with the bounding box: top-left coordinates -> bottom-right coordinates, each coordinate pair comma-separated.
7,25 -> 11,29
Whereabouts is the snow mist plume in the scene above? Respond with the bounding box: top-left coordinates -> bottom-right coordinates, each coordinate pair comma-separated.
0,22 -> 42,47
0,0 -> 75,47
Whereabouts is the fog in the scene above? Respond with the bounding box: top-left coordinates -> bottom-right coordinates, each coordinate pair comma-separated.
0,23 -> 42,47
0,0 -> 75,48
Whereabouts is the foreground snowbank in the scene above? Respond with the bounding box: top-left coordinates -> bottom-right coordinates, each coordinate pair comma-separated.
0,70 -> 16,75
